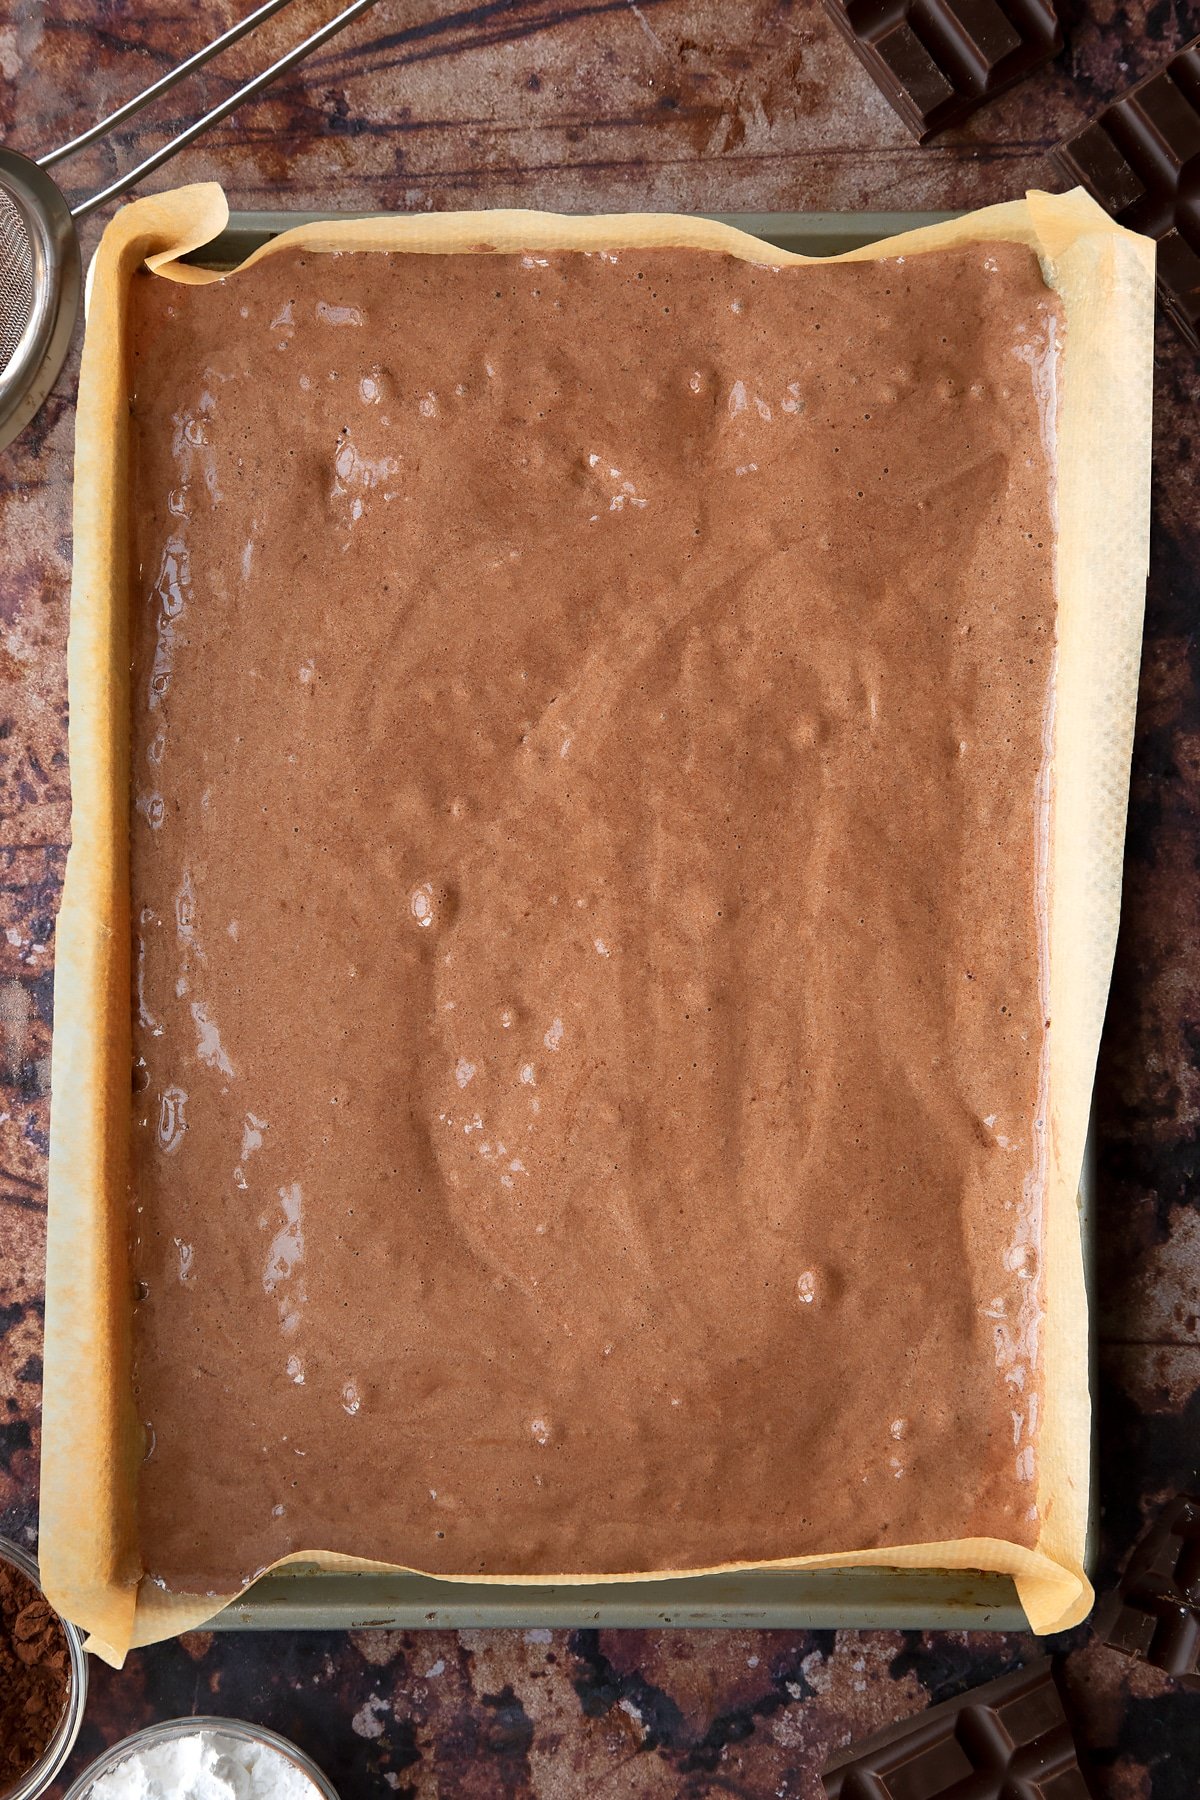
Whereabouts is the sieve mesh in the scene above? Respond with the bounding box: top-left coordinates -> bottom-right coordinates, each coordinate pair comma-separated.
0,179 -> 35,376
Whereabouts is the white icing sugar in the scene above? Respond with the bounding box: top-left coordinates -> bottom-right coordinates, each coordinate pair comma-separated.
79,1730 -> 326,1800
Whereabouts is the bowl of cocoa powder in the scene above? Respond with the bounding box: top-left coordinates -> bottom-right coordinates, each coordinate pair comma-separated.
0,1536 -> 87,1799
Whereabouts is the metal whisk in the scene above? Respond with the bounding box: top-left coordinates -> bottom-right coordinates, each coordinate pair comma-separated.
0,0 -> 381,451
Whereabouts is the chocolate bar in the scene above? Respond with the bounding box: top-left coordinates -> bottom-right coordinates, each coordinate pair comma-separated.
1095,1493 -> 1200,1685
1054,38 -> 1200,351
822,0 -> 1062,142
821,1657 -> 1093,1798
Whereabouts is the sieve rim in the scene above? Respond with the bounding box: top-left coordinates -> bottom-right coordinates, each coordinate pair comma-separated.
0,146 -> 81,452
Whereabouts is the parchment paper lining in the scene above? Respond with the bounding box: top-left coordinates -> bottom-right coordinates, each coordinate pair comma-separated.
42,185 -> 1154,1665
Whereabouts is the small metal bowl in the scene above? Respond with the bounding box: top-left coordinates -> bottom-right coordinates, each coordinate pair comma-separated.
61,1717 -> 340,1800
0,1533 -> 88,1800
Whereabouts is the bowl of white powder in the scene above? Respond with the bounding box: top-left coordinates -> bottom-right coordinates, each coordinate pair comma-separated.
61,1718 -> 339,1800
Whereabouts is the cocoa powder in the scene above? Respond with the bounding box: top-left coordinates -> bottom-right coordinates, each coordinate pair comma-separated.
0,1555 -> 70,1792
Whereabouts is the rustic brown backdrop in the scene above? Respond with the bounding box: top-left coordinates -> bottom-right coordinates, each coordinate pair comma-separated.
2,3 -> 1198,1794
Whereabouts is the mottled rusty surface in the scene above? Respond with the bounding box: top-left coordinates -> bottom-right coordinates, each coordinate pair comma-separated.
2,1 -> 1199,1795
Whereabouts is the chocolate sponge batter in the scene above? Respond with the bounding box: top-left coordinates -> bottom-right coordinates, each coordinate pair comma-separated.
127,241 -> 1061,1592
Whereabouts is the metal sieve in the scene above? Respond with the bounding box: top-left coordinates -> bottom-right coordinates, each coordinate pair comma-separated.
0,0 -> 381,451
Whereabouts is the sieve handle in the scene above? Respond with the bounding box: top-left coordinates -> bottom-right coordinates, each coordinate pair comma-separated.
67,0 -> 384,221
39,0 -> 299,171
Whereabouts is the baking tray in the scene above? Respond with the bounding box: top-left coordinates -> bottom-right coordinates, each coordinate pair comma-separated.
181,209 -> 960,272
175,209 -> 1089,1633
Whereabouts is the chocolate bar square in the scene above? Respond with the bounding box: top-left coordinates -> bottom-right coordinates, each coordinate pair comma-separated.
822,1657 -> 1094,1798
1095,1493 -> 1200,1686
822,0 -> 1062,142
1054,38 -> 1200,351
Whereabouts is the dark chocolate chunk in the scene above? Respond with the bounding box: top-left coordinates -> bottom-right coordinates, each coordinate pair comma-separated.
821,1657 -> 1094,1798
1054,38 -> 1200,351
1095,1493 -> 1200,1686
821,0 -> 1062,142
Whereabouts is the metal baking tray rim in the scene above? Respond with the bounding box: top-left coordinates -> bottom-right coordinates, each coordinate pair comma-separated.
175,208 -> 1090,1633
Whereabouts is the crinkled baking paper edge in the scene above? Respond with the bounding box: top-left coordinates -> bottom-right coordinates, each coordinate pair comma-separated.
41,184 -> 1154,1664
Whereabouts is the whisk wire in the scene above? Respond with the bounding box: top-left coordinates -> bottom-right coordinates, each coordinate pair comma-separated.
39,0 -> 299,171
71,0 -> 383,220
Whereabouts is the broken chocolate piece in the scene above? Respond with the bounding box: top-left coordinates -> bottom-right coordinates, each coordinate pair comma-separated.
1054,37 -> 1200,351
821,1657 -> 1093,1798
1096,1493 -> 1200,1686
821,0 -> 1062,142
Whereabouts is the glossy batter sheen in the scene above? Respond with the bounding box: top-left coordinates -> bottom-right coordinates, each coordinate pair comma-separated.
127,242 -> 1060,1592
